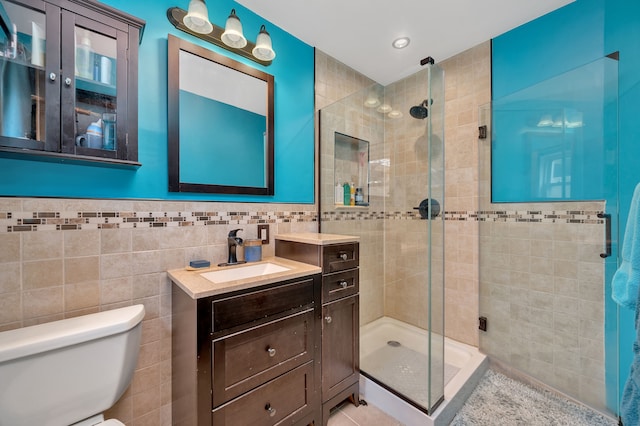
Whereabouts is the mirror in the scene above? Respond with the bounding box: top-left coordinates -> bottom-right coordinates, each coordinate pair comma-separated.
167,34 -> 274,195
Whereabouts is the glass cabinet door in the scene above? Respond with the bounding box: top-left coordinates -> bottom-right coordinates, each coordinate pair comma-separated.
0,0 -> 55,151
61,11 -> 123,159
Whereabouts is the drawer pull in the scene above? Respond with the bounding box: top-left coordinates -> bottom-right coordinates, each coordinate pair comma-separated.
265,403 -> 277,417
339,280 -> 348,289
325,316 -> 332,324
339,252 -> 348,261
267,347 -> 276,357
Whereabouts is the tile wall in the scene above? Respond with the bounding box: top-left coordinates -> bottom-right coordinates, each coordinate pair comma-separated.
0,197 -> 317,425
316,50 -> 385,326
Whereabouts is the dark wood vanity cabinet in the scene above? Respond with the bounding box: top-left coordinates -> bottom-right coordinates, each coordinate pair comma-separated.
276,238 -> 360,426
172,275 -> 322,426
0,0 -> 144,166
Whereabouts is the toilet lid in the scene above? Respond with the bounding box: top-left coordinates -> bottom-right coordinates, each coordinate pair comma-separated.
102,420 -> 125,426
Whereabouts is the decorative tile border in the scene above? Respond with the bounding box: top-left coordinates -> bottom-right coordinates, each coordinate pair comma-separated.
321,210 -> 605,224
0,210 -> 318,233
0,208 -> 605,232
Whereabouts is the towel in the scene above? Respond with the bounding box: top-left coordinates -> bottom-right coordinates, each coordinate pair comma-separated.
621,288 -> 640,426
612,183 -> 640,310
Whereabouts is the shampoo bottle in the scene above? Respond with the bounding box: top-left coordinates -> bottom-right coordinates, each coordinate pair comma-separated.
350,182 -> 355,206
335,182 -> 344,205
343,183 -> 351,206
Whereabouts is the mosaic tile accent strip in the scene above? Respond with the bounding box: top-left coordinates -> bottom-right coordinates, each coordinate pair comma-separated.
321,210 -> 606,224
1,210 -> 318,233
1,209 -> 605,232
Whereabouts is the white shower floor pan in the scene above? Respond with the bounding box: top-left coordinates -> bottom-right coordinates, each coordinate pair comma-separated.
360,316 -> 488,426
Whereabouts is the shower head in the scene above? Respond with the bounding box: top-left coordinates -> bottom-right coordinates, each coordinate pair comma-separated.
410,99 -> 430,119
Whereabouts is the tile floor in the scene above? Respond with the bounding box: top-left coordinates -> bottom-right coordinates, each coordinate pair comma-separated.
327,400 -> 402,426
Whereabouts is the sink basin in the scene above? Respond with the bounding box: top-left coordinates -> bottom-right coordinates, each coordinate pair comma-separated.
200,262 -> 291,284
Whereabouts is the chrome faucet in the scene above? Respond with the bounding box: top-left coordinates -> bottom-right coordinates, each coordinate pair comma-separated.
218,229 -> 247,266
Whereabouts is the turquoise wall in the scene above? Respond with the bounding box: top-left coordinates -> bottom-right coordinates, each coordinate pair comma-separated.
0,0 -> 315,203
492,0 -> 640,412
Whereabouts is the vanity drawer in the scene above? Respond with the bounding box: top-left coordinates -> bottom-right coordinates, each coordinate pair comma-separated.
322,243 -> 359,274
211,361 -> 315,426
323,269 -> 359,303
212,278 -> 315,332
212,309 -> 314,406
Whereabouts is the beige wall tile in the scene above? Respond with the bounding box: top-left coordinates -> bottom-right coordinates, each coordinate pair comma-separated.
65,256 -> 100,284
64,230 -> 100,257
23,259 -> 63,290
0,262 -> 20,294
102,228 -> 132,254
23,286 -> 63,319
0,233 -> 20,263
101,277 -> 133,305
23,231 -> 62,260
133,273 -> 162,299
0,292 -> 21,324
65,281 -> 100,311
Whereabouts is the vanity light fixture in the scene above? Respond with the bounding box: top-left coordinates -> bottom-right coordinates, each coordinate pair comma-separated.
221,9 -> 247,48
253,25 -> 276,61
167,2 -> 276,66
183,0 -> 213,34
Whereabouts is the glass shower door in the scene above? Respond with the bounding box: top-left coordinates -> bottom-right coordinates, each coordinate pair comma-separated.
479,55 -> 619,416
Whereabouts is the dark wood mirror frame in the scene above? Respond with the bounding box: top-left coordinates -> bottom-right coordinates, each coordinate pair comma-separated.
167,34 -> 274,195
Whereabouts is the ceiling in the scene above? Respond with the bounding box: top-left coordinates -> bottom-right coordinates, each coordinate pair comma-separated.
235,0 -> 574,85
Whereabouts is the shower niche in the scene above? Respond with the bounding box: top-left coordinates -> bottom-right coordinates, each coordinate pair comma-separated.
333,132 -> 369,207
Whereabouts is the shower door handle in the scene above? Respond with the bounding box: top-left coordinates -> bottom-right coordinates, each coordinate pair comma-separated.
598,213 -> 611,258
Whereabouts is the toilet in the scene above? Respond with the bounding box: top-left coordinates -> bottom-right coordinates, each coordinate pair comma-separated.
0,304 -> 145,426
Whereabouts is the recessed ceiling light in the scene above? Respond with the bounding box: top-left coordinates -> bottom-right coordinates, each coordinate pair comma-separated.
392,37 -> 410,49
388,110 -> 403,119
377,104 -> 392,113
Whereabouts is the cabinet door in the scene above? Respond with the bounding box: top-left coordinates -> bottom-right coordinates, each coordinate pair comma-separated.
322,295 -> 359,402
60,9 -> 129,160
0,0 -> 60,152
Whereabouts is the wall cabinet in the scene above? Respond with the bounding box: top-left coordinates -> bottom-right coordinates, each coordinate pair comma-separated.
172,275 -> 322,426
0,0 -> 144,166
275,237 -> 360,426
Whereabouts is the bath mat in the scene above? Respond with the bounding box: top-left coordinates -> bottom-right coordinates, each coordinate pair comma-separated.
361,343 -> 460,409
450,369 -> 617,426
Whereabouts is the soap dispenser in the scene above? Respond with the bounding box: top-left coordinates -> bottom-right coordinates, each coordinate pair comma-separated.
86,119 -> 103,149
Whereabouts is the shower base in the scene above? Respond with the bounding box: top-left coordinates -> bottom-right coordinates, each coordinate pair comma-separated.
360,317 -> 488,426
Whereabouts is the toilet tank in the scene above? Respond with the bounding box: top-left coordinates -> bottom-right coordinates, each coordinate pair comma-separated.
0,305 -> 145,426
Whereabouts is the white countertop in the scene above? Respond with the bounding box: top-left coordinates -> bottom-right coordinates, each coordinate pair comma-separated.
275,232 -> 359,245
168,256 -> 322,299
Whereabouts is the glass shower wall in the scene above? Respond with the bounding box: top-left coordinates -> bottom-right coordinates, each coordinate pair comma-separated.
319,83 -> 386,327
319,62 -> 446,414
479,55 -> 619,415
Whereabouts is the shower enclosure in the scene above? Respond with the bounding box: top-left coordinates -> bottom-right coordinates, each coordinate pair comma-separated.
319,61 -> 447,414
